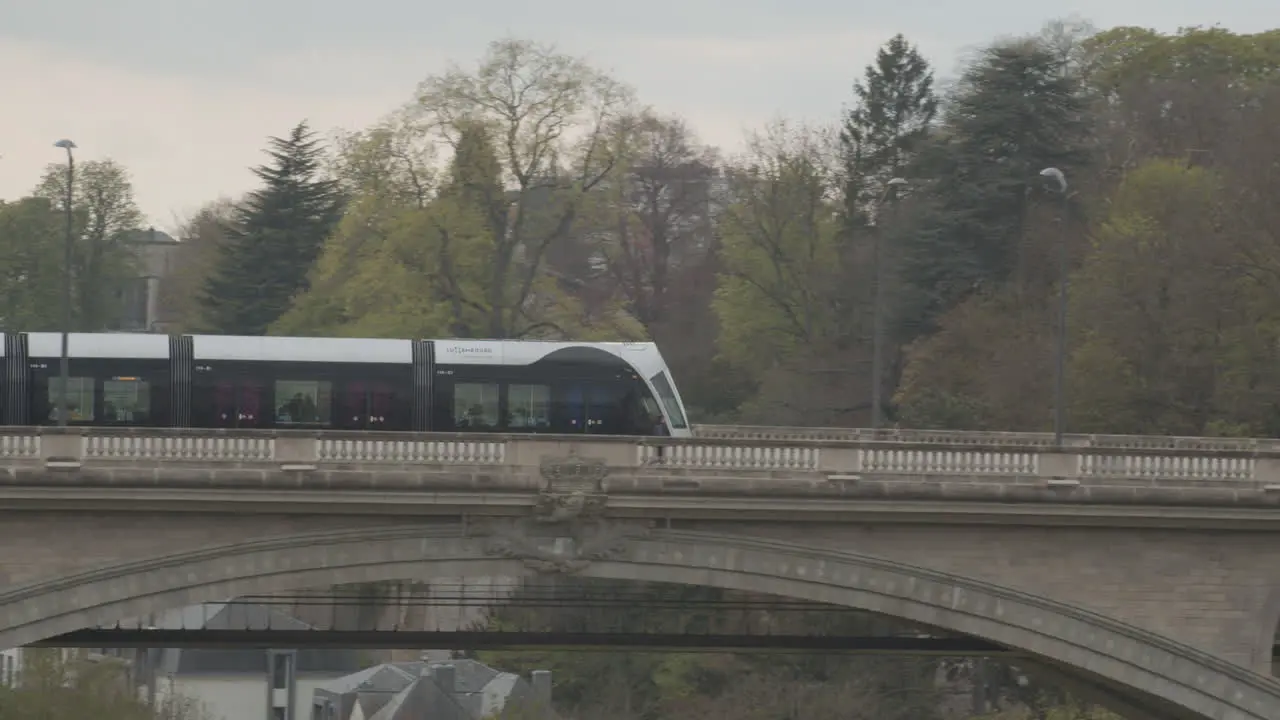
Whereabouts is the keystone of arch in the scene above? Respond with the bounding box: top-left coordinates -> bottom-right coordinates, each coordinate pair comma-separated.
1,525 -> 1278,720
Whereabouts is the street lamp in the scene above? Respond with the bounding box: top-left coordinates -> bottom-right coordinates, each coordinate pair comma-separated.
1040,167 -> 1069,446
54,139 -> 76,427
871,177 -> 908,430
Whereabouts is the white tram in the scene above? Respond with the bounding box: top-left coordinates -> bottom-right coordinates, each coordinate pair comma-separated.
0,333 -> 691,437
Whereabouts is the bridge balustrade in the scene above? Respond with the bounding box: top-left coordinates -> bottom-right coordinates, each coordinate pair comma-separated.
695,423 -> 1280,452
0,426 -> 1275,486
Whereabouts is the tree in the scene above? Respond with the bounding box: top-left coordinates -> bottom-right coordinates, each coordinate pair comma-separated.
902,38 -> 1092,329
328,110 -> 437,211
411,38 -> 636,338
0,648 -> 214,720
893,28 -> 1280,436
1079,26 -> 1280,194
712,121 -> 878,425
885,35 -> 1097,430
715,121 -> 844,370
597,111 -> 721,331
428,119 -> 517,336
837,34 -> 939,426
893,290 -> 1054,430
0,197 -> 64,330
279,39 -> 642,342
202,121 -> 343,335
271,118 -> 439,338
33,159 -> 146,331
1066,159 -> 1234,435
840,33 -> 938,226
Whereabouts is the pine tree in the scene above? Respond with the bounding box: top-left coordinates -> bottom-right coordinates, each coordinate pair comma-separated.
900,39 -> 1092,328
840,34 -> 938,228
835,35 -> 938,425
202,121 -> 343,334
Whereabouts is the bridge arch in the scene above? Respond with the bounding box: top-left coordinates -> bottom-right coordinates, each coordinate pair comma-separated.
1,523 -> 1277,720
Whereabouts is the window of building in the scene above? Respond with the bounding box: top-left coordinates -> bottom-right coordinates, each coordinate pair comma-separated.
274,380 -> 332,426
272,707 -> 287,720
454,382 -> 500,430
271,653 -> 289,690
103,377 -> 151,423
47,377 -> 94,422
507,384 -> 551,429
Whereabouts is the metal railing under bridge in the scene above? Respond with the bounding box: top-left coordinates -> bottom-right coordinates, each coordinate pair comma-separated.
33,584 -> 1008,654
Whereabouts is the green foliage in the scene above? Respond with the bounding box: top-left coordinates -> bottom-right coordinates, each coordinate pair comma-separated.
1066,160 -> 1234,435
203,121 -> 344,335
894,25 -> 1280,441
713,121 -> 844,373
901,38 -> 1092,331
0,197 -> 64,331
894,290 -> 1053,430
410,38 -> 638,339
472,579 -> 948,720
841,33 -> 938,225
597,112 -> 719,331
1083,25 -> 1280,95
28,158 -> 145,332
278,40 -> 644,341
976,698 -> 1125,720
0,649 -> 213,720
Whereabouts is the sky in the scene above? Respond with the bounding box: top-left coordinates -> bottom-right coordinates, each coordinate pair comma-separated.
2,0 -> 1278,232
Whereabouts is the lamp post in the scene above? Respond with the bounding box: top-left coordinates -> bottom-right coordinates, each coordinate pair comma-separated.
54,139 -> 76,427
1040,167 -> 1069,446
871,177 -> 908,430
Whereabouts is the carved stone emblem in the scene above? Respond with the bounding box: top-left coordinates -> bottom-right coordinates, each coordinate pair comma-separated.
473,453 -> 647,573
479,516 -> 649,574
533,454 -> 609,523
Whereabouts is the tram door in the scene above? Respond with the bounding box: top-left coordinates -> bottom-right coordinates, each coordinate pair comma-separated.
338,382 -> 394,430
210,381 -> 266,428
563,382 -> 620,434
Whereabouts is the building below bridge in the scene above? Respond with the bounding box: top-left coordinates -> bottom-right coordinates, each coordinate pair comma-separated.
3,596 -> 554,720
0,646 -> 19,687
109,601 -> 364,720
312,659 -> 552,720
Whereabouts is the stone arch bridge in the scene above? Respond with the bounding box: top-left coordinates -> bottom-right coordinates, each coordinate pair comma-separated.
5,426 -> 1280,719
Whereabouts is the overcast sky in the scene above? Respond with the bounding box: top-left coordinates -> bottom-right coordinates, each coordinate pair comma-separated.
2,0 -> 1277,231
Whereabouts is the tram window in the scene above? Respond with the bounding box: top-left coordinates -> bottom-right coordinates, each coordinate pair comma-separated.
455,382 -> 500,430
641,396 -> 661,417
275,380 -> 333,426
46,377 -> 94,422
649,372 -> 688,429
103,377 -> 151,423
508,384 -> 551,429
